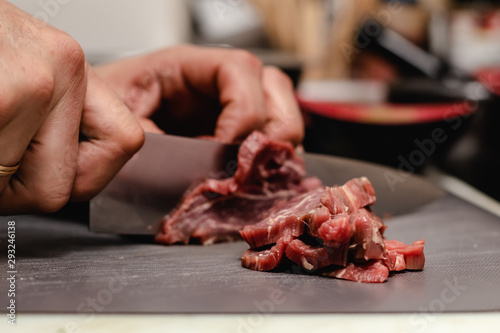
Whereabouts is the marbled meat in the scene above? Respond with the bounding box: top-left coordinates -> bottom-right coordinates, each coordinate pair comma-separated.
240,177 -> 425,283
155,131 -> 425,283
155,131 -> 321,245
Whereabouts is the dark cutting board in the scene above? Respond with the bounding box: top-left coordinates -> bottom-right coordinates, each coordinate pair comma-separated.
1,153 -> 500,314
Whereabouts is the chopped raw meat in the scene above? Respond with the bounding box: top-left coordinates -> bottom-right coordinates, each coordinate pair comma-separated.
239,188 -> 325,248
351,209 -> 386,261
155,131 -> 425,283
155,131 -> 321,245
316,214 -> 352,248
384,239 -> 425,270
384,250 -> 406,272
320,261 -> 390,284
306,206 -> 330,237
240,236 -> 293,271
240,177 -> 425,283
320,178 -> 376,215
285,239 -> 348,270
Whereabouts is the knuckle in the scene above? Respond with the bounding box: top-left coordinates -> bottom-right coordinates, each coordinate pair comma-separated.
30,67 -> 56,108
124,129 -> 145,157
283,113 -> 305,145
240,104 -> 265,128
231,49 -> 262,70
286,120 -> 305,145
266,124 -> 304,147
56,34 -> 86,77
265,66 -> 293,88
0,87 -> 19,120
249,110 -> 265,127
116,121 -> 145,158
0,66 -> 55,121
290,124 -> 305,145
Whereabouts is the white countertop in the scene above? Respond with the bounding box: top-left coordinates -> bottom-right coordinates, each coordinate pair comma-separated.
2,313 -> 499,333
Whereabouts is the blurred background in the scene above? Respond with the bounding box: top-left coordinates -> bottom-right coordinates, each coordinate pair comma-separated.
10,0 -> 500,200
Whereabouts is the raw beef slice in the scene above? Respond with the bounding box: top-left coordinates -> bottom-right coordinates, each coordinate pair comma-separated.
155,131 -> 321,245
240,177 -> 425,283
155,131 -> 425,283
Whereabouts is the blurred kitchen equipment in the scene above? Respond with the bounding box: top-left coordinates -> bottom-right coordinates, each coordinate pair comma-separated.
300,14 -> 500,201
449,2 -> 500,73
9,0 -> 191,64
354,20 -> 470,82
297,15 -> 484,170
433,68 -> 500,201
251,0 -> 438,79
298,80 -> 475,171
356,16 -> 500,201
189,0 -> 266,47
251,0 -> 338,78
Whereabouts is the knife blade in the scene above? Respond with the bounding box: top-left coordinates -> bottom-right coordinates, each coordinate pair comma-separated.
89,132 -> 239,235
90,132 -> 444,235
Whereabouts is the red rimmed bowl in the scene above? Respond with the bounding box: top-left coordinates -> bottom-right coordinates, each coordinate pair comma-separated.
298,91 -> 477,172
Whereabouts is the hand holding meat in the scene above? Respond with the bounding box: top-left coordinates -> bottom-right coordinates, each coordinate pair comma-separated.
94,45 -> 304,145
0,0 -> 144,214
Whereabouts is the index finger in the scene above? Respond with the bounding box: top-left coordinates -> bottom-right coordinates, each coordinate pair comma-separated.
71,66 -> 145,201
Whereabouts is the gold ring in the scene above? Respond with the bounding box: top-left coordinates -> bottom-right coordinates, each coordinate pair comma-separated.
0,162 -> 21,177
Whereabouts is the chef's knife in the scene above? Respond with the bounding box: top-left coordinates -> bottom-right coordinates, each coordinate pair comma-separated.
89,133 -> 239,235
90,133 -> 443,235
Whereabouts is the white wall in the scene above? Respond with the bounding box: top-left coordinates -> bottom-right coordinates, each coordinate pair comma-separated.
9,0 -> 191,64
